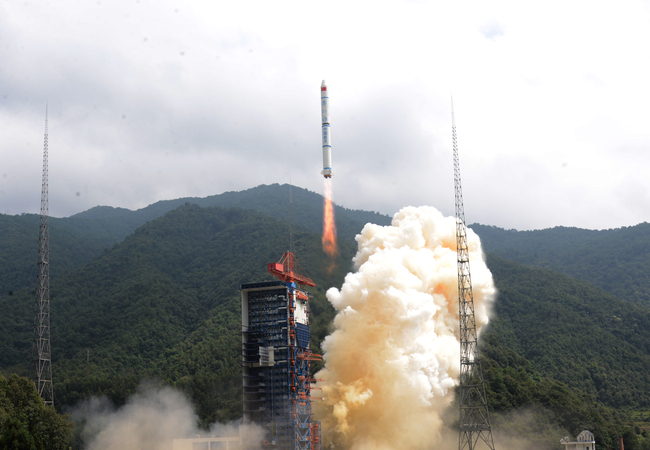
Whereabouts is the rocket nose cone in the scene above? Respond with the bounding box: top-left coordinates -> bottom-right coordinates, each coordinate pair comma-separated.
321,80 -> 326,87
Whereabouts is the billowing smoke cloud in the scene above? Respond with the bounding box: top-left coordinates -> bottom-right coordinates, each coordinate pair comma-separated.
70,382 -> 264,450
314,206 -> 496,450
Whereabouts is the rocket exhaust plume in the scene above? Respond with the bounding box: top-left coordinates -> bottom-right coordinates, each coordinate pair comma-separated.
322,179 -> 338,259
314,206 -> 496,450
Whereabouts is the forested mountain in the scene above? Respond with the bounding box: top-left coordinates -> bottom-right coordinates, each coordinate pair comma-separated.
0,184 -> 389,299
472,223 -> 650,308
0,213 -> 121,302
70,183 -> 390,242
3,188 -> 650,449
485,255 -> 650,409
0,204 -> 354,426
480,332 -> 626,450
68,183 -> 391,243
2,202 -> 644,449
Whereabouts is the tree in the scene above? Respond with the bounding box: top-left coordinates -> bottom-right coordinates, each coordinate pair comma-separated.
0,373 -> 72,450
0,415 -> 37,450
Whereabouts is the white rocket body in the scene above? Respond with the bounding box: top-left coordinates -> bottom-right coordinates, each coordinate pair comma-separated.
321,80 -> 333,178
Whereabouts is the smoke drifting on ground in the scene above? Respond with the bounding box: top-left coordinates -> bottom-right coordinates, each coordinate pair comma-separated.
314,206 -> 496,450
491,408 -> 570,450
70,382 -> 264,450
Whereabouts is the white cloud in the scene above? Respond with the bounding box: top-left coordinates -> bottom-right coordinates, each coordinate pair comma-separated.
1,0 -> 650,229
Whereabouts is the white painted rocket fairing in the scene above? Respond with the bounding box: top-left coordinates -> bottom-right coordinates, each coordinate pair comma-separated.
321,80 -> 333,178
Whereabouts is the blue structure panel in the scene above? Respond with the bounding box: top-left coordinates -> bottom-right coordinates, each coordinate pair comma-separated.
296,323 -> 310,349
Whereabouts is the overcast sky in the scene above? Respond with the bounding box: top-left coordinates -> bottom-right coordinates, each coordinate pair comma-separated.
2,0 -> 650,230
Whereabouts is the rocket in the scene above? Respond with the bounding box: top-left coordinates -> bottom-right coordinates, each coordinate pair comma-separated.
321,80 -> 333,178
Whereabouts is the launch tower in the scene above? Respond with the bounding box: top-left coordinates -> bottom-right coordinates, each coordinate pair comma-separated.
241,252 -> 321,450
453,105 -> 495,450
32,105 -> 54,406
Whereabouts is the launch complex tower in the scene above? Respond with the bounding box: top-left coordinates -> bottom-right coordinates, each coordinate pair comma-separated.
241,252 -> 321,450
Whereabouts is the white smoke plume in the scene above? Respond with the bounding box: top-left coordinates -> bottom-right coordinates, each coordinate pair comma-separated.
314,206 -> 496,450
70,382 -> 264,450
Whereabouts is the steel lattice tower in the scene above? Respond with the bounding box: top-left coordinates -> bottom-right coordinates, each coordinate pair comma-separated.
453,103 -> 494,450
32,105 -> 54,406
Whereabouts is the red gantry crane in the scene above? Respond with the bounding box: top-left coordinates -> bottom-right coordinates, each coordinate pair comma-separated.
267,252 -> 316,288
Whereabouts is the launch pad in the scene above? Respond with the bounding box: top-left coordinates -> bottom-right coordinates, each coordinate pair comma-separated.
241,253 -> 321,450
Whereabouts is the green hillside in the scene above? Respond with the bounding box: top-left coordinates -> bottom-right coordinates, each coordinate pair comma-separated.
0,204 -> 354,425
486,254 -> 650,409
67,183 -> 390,242
0,184 -> 389,299
481,333 -> 626,450
0,213 -> 121,301
3,198 -> 650,449
472,223 -> 650,307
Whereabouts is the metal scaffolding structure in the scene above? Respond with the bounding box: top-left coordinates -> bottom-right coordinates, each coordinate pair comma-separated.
241,252 -> 321,450
32,104 -> 54,406
453,104 -> 495,450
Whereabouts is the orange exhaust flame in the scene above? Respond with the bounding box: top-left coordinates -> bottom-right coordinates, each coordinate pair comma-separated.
322,179 -> 338,261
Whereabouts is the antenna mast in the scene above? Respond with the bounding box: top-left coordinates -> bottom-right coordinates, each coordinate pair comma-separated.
32,104 -> 54,406
289,180 -> 294,255
453,101 -> 494,450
